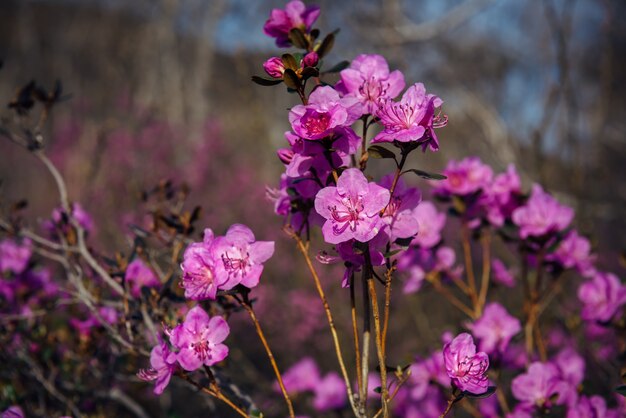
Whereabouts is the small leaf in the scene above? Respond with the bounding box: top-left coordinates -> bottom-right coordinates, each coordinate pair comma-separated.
301,66 -> 320,79
316,33 -> 335,58
251,76 -> 283,86
282,69 -> 301,90
383,249 -> 402,258
402,169 -> 447,180
367,145 -> 397,160
323,60 -> 350,74
281,54 -> 298,71
616,385 -> 626,397
310,28 -> 320,40
288,28 -> 308,49
373,386 -> 382,394
250,409 -> 264,418
463,386 -> 496,399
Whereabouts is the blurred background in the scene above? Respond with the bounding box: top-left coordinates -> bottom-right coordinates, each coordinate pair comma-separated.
1,0 -> 625,416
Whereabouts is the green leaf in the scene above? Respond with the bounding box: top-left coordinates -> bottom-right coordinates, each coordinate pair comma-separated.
301,66 -> 320,80
367,145 -> 397,160
402,169 -> 447,180
323,60 -> 350,74
281,54 -> 298,71
288,28 -> 308,49
250,409 -> 264,418
383,249 -> 402,258
282,69 -> 300,90
616,385 -> 626,397
463,386 -> 496,399
251,76 -> 282,86
394,237 -> 413,247
316,33 -> 335,58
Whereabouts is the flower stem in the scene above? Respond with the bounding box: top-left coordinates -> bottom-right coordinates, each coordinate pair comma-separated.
476,230 -> 492,316
461,225 -> 479,311
350,273 -> 363,400
179,373 -> 250,418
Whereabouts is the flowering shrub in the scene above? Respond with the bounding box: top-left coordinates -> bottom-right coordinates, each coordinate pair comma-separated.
1,1 -> 626,417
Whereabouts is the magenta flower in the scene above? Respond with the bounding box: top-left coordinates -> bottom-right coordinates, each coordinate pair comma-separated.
335,54 -> 405,115
409,350 -> 450,400
0,238 -> 32,275
289,86 -> 359,140
567,395 -> 620,418
211,224 -> 275,289
125,258 -> 160,297
470,303 -> 521,355
546,231 -> 595,276
314,168 -> 390,244
577,272 -> 626,322
180,230 -> 234,301
410,201 -> 446,248
263,0 -> 320,47
170,306 -> 230,371
137,340 -> 177,395
279,357 -> 321,394
491,258 -> 516,288
443,333 -> 489,394
483,164 -> 522,226
378,175 -> 421,241
1,406 -> 24,418
511,362 -> 562,408
372,83 -> 446,150
263,56 -> 286,78
312,372 -> 347,412
434,157 -> 493,197
512,184 -> 574,239
302,51 -> 319,67
398,246 -> 461,294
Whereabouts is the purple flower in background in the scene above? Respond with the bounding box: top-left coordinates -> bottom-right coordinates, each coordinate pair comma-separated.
547,231 -> 595,276
470,302 -> 521,355
443,333 -> 489,394
279,357 -> 321,394
263,0 -> 320,47
263,56 -> 286,78
137,340 -> 177,395
511,362 -> 562,408
125,258 -> 160,297
408,350 -> 450,400
50,202 -> 94,233
180,231 -> 228,300
398,246 -> 461,294
567,395 -> 620,418
373,83 -> 446,150
378,175 -> 421,241
1,406 -> 24,418
0,238 -> 32,275
170,306 -> 229,371
434,157 -> 493,197
335,54 -> 405,115
410,201 -> 446,248
289,86 -> 359,140
483,164 -> 522,226
312,372 -> 347,412
491,258 -> 516,287
577,272 -> 626,322
512,184 -> 574,239
212,224 -> 275,289
314,168 -> 390,244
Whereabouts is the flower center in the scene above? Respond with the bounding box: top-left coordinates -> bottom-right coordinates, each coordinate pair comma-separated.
221,248 -> 251,278
301,110 -> 331,136
359,77 -> 389,102
329,195 -> 364,235
191,340 -> 211,361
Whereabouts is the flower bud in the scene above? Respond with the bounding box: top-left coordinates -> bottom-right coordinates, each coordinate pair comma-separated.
263,57 -> 286,78
277,148 -> 294,164
302,51 -> 319,68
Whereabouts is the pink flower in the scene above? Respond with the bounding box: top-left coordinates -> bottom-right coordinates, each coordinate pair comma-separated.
434,157 -> 494,197
180,230 -> 231,300
0,238 -> 32,275
567,395 -> 621,418
443,333 -> 489,394
314,168 -> 390,244
125,259 -> 160,297
483,164 -> 522,226
137,340 -> 177,395
289,86 -> 360,140
546,231 -> 596,276
1,406 -> 24,418
211,224 -> 275,289
410,201 -> 446,248
378,175 -> 421,241
312,372 -> 347,411
170,306 -> 230,371
512,184 -> 574,239
469,303 -> 521,355
263,0 -> 320,47
372,83 -> 446,150
511,362 -> 562,408
491,258 -> 516,287
302,51 -> 319,67
278,357 -> 321,394
263,56 -> 286,78
577,272 -> 626,322
335,54 -> 405,115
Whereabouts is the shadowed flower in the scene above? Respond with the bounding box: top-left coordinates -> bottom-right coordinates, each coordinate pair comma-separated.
577,272 -> 626,322
314,168 -> 390,244
263,0 -> 320,47
278,357 -> 321,394
0,238 -> 32,275
443,333 -> 490,394
470,302 -> 521,355
335,54 -> 405,115
125,258 -> 160,298
546,231 -> 596,276
211,224 -> 275,289
372,83 -> 446,150
434,157 -> 493,197
1,406 -> 24,418
170,306 -> 230,371
512,184 -> 574,239
378,175 -> 421,241
410,201 -> 446,248
312,372 -> 347,412
491,258 -> 516,288
567,395 -> 621,418
137,340 -> 177,395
